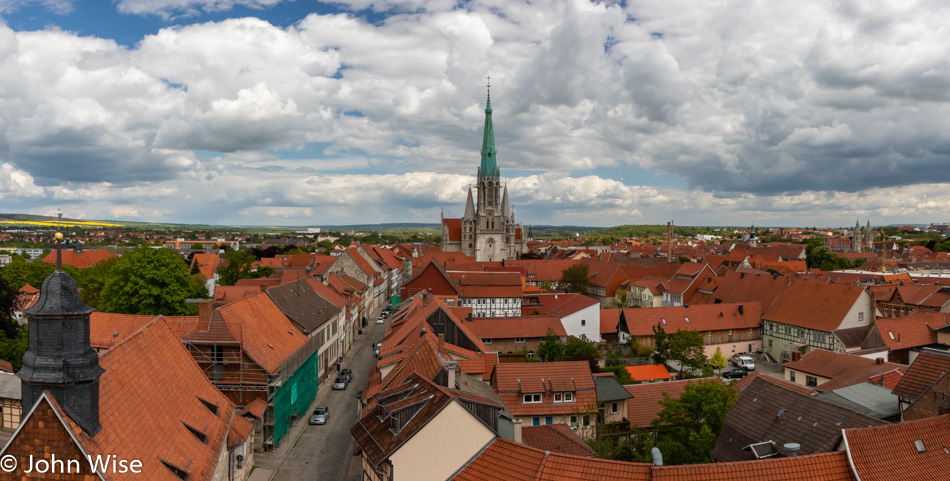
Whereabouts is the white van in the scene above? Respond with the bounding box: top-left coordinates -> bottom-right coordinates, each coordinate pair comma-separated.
734,356 -> 755,371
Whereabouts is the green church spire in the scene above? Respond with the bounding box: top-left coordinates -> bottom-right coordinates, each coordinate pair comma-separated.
480,77 -> 497,179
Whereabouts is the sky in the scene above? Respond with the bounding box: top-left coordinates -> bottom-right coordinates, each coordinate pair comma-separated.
0,0 -> 949,228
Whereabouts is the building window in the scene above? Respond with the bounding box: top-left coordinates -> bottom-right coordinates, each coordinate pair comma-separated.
789,371 -> 796,383
569,415 -> 578,427
582,415 -> 591,427
806,376 -> 818,387
523,394 -> 542,403
858,312 -> 864,322
581,319 -> 586,326
564,392 -> 574,402
482,338 -> 492,344
728,329 -> 733,336
532,417 -> 540,426
610,402 -> 619,414
515,338 -> 525,343
769,339 -> 773,348
527,351 -> 535,359
545,416 -> 553,425
554,393 -> 562,403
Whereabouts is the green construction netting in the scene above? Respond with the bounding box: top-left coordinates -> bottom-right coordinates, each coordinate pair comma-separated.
273,351 -> 319,445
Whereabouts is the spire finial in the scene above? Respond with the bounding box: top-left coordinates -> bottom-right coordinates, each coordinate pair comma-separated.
55,232 -> 64,271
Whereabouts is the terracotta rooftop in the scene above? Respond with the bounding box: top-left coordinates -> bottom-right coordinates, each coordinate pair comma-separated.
605,302 -> 762,337
446,271 -> 523,298
521,424 -> 597,457
31,317 -> 235,481
526,292 -> 599,317
783,349 -> 905,391
891,349 -> 950,400
493,362 -> 596,417
41,248 -> 116,269
624,377 -> 720,428
729,371 -> 816,396
764,281 -> 867,332
843,414 -> 950,481
711,270 -> 790,312
624,364 -> 673,382
218,291 -> 308,374
465,315 -> 566,340
652,451 -> 855,481
875,312 -> 948,351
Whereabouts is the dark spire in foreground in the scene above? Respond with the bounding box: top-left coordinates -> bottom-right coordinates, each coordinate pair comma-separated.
18,232 -> 104,435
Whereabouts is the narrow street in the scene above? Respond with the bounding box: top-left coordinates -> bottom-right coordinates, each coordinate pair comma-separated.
270,305 -> 387,481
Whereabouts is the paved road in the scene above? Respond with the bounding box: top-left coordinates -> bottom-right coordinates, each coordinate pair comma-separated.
272,307 -> 387,481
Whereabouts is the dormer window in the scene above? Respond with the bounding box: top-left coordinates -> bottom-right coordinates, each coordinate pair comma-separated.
553,392 -> 574,403
523,393 -> 542,403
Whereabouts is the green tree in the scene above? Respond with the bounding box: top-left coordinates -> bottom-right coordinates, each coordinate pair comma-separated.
559,264 -> 591,296
0,276 -> 18,338
0,326 -> 29,372
217,249 -> 272,286
612,288 -> 630,308
650,378 -> 738,464
600,365 -> 633,384
537,327 -> 566,362
709,347 -> 727,374
1,257 -> 78,291
99,247 -> 205,316
678,256 -> 690,264
853,257 -> 868,267
540,280 -> 553,291
652,323 -> 670,365
75,256 -> 119,309
669,329 -> 707,376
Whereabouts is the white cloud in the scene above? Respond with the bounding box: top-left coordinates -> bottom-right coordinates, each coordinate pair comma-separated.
116,0 -> 285,19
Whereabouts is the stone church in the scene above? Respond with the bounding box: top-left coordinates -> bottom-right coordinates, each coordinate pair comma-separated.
441,88 -> 525,262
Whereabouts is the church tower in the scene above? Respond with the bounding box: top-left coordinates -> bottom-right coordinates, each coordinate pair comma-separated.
852,219 -> 862,252
18,233 -> 104,435
440,79 -> 526,261
864,219 -> 873,250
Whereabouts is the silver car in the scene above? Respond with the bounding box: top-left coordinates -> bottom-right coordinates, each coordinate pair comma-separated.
333,376 -> 347,390
310,406 -> 328,425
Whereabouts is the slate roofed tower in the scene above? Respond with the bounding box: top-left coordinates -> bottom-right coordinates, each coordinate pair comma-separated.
853,218 -> 862,252
17,232 -> 104,435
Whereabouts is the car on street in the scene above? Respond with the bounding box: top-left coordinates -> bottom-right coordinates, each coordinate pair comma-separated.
340,369 -> 353,383
332,376 -> 348,390
732,355 -> 756,371
722,369 -> 749,380
374,342 -> 381,358
376,316 -> 384,324
309,406 -> 329,425
382,312 -> 389,318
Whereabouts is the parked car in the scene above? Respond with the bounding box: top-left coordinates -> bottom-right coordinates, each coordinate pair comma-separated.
310,406 -> 329,425
333,376 -> 348,390
340,369 -> 353,383
722,369 -> 749,379
732,355 -> 756,371
382,312 -> 389,319
373,342 -> 381,358
376,316 -> 384,324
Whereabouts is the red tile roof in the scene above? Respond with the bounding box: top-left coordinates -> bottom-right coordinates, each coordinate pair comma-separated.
493,362 -> 596,416
521,424 -> 597,457
41,248 -> 116,269
217,291 -> 307,374
843,414 -> 950,481
764,281 -> 867,332
891,349 -> 950,400
346,247 -> 378,277
875,312 -> 948,351
784,349 -> 905,391
453,437 -> 652,481
711,270 -> 790,311
54,317 -> 234,481
189,252 -> 221,280
240,398 -> 266,419
604,302 -> 762,337
446,270 -> 523,298
624,377 -> 720,428
526,293 -> 599,317
305,277 -> 347,308
505,259 -> 582,282
624,364 -> 673,382
213,284 -> 262,304
89,312 -> 161,350
466,315 -> 566,340
652,451 -> 855,481
443,217 -> 462,241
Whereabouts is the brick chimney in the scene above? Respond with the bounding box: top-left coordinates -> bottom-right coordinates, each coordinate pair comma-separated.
198,299 -> 214,322
876,357 -> 884,365
438,333 -> 446,357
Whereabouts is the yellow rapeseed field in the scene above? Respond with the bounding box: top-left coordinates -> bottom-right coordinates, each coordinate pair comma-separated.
0,220 -> 123,227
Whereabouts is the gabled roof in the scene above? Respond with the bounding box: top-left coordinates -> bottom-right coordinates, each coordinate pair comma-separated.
593,373 -> 633,402
350,372 -> 501,467
525,292 -> 599,317
346,246 -> 379,277
606,302 -> 762,338
624,377 -> 721,428
5,317 -> 235,481
41,248 -> 116,269
217,291 -> 308,374
213,284 -> 262,304
843,414 -> 950,481
783,349 -> 905,391
266,280 -> 339,334
521,424 -> 597,457
729,371 -> 815,396
652,451 -> 855,481
465,315 -> 565,340
89,312 -> 161,350
305,277 -> 347,308
764,281 -> 866,332
874,312 -> 947,351
493,361 -> 596,416
624,364 -> 673,382
443,217 -> 462,241
891,349 -> 950,400
189,252 -> 221,280
711,377 -> 884,462
445,270 -> 523,298
452,437 -> 652,481
711,270 -> 790,312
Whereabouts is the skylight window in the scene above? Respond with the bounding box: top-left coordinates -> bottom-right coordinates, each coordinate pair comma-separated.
888,331 -> 896,340
915,440 -> 926,453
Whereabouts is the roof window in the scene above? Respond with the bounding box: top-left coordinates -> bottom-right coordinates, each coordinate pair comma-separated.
183,422 -> 208,444
161,459 -> 191,480
197,396 -> 219,416
914,440 -> 926,453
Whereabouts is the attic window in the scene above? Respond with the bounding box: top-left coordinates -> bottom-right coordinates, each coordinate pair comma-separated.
888,331 -> 896,341
661,318 -> 666,325
777,408 -> 786,419
161,459 -> 191,480
183,422 -> 208,444
197,396 -> 219,416
914,440 -> 926,453
684,317 -> 689,324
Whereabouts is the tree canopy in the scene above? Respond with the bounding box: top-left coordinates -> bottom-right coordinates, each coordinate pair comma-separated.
652,323 -> 670,365
537,327 -> 566,362
217,249 -> 273,286
649,378 -> 738,464
98,247 -> 207,316
559,264 -> 591,296
1,256 -> 79,291
669,329 -> 707,375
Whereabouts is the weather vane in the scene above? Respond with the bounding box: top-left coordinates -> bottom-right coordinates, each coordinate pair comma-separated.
487,74 -> 491,91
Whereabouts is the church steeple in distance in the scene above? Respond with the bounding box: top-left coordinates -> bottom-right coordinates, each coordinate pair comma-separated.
480,76 -> 497,179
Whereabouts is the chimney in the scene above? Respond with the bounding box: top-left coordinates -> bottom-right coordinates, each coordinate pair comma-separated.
876,357 -> 884,365
792,351 -> 802,361
513,418 -> 524,444
651,447 -> 663,466
667,221 -> 674,263
445,360 -> 458,389
438,333 -> 446,356
784,443 -> 800,457
467,312 -> 473,323
198,299 -> 213,322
